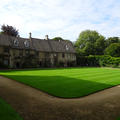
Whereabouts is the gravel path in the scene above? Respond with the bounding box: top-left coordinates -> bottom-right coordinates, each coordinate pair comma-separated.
0,76 -> 120,120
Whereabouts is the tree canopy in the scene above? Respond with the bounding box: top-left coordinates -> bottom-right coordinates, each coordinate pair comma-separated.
104,43 -> 120,57
52,37 -> 71,43
52,37 -> 63,41
1,24 -> 19,37
75,30 -> 106,56
106,37 -> 120,47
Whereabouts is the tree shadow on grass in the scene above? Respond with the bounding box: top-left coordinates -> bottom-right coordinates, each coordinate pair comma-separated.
4,75 -> 114,98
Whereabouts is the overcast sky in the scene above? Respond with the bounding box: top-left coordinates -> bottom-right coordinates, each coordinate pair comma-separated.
0,0 -> 120,41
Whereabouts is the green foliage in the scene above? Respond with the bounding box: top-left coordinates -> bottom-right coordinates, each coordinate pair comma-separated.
52,37 -> 63,41
75,30 -> 120,68
1,24 -> 19,37
83,42 -> 95,55
77,55 -> 120,68
75,48 -> 86,56
75,30 -> 120,56
77,55 -> 99,67
75,30 -> 106,55
106,37 -> 120,47
104,43 -> 120,57
95,36 -> 106,55
52,37 -> 71,43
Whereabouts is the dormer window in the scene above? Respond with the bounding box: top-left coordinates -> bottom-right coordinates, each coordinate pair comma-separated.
54,53 -> 57,57
24,41 -> 29,47
14,39 -> 19,46
66,45 -> 69,50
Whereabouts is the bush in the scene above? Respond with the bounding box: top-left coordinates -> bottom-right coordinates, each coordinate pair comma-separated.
77,55 -> 120,68
77,55 -> 100,67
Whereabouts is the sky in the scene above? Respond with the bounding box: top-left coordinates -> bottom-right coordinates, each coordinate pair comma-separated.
0,0 -> 120,41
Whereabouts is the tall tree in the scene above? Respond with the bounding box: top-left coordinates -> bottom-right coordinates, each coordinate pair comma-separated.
104,43 -> 120,57
75,30 -> 106,55
1,24 -> 19,37
106,37 -> 120,47
94,36 -> 106,55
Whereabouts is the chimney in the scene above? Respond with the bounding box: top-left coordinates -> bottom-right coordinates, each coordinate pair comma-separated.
29,32 -> 32,40
17,35 -> 20,38
45,35 -> 49,40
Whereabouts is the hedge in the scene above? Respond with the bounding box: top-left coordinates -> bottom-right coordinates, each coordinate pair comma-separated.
77,55 -> 120,68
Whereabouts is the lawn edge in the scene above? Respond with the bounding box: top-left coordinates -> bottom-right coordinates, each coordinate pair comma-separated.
1,75 -> 120,99
0,96 -> 23,120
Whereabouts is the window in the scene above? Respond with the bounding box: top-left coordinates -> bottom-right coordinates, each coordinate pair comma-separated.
39,61 -> 42,66
4,48 -> 9,53
24,41 -> 29,47
19,51 -> 23,56
14,39 -> 19,46
66,45 -> 69,50
25,50 -> 29,55
62,53 -> 65,58
36,51 -> 39,56
54,53 -> 57,57
4,59 -> 9,65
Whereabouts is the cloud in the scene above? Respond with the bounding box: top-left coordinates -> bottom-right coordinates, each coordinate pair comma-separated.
0,0 -> 120,41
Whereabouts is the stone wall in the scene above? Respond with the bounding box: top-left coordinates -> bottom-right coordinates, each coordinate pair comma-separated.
0,46 -> 76,68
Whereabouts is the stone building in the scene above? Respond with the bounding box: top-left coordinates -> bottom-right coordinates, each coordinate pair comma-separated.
0,33 -> 76,68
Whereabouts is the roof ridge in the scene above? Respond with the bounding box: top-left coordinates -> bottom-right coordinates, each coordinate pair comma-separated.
47,40 -> 54,52
0,34 -> 76,53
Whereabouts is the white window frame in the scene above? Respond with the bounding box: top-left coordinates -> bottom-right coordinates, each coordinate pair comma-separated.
24,41 -> 30,48
14,39 -> 19,47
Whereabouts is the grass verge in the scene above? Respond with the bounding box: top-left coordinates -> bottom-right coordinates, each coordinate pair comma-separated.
0,98 -> 23,120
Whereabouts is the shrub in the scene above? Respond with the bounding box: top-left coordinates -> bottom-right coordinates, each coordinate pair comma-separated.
77,55 -> 120,68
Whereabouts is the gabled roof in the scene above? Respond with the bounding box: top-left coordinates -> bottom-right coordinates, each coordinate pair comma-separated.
0,34 -> 76,53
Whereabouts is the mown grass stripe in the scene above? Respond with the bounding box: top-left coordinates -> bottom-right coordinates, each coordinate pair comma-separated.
1,67 -> 120,98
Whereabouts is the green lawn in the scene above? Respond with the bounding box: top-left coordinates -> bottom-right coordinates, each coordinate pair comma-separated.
0,98 -> 23,120
0,67 -> 120,98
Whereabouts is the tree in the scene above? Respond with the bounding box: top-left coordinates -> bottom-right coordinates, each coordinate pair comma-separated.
106,37 -> 120,47
53,37 -> 63,41
94,36 -> 106,55
1,24 -> 19,37
75,30 -> 106,56
83,42 -> 95,55
52,36 -> 71,43
104,43 -> 120,57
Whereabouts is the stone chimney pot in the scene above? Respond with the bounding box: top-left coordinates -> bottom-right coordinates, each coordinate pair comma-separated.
29,32 -> 32,39
45,35 -> 49,40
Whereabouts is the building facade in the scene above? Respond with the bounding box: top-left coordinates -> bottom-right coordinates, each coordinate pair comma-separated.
0,34 -> 76,68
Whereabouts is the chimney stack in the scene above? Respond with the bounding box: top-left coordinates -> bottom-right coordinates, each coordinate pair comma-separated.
45,35 -> 49,40
29,32 -> 32,39
17,35 -> 20,38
